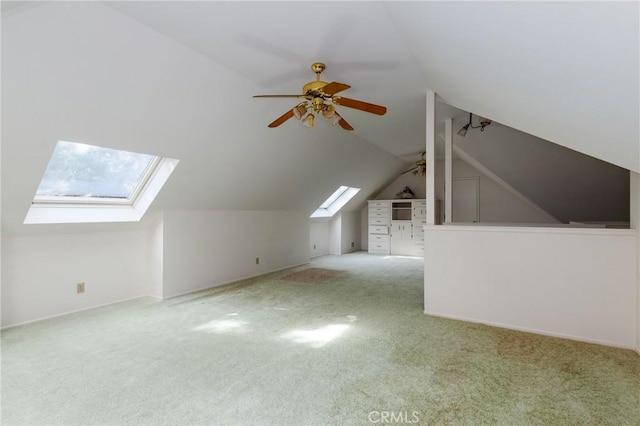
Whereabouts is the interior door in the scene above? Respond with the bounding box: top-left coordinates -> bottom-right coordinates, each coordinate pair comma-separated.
452,177 -> 479,222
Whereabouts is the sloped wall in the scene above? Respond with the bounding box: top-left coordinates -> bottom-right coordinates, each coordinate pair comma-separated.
366,158 -> 554,225
436,159 -> 556,224
453,121 -> 629,224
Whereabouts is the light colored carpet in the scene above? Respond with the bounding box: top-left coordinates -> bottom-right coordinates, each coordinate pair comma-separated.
2,252 -> 639,425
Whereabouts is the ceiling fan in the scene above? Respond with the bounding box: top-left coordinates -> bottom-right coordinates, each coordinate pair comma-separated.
401,152 -> 426,177
253,62 -> 387,131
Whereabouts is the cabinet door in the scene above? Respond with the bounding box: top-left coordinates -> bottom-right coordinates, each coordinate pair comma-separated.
390,221 -> 411,255
412,201 -> 427,223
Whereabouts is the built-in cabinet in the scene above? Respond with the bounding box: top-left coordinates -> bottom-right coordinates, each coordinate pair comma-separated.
367,199 -> 428,256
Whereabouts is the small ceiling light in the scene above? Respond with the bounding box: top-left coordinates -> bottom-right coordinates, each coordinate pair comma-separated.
479,118 -> 492,130
457,112 -> 492,137
322,104 -> 341,126
328,113 -> 341,126
457,122 -> 470,137
293,103 -> 308,120
322,104 -> 336,118
303,113 -> 315,129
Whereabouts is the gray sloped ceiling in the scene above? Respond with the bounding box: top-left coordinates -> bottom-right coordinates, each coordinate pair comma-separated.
453,119 -> 630,224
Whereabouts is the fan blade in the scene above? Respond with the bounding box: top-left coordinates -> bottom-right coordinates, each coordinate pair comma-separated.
333,97 -> 387,115
254,95 -> 305,98
400,166 -> 417,175
321,82 -> 350,96
336,114 -> 354,131
268,109 -> 294,128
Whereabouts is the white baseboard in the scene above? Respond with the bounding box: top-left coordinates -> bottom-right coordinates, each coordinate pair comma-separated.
162,262 -> 310,300
424,310 -> 636,352
1,295 -> 154,329
2,263 -> 312,329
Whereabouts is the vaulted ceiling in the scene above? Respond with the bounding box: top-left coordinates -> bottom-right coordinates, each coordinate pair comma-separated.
2,1 -> 638,235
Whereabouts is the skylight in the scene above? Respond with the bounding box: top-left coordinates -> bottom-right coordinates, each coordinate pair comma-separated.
25,141 -> 179,224
34,141 -> 157,202
311,186 -> 361,218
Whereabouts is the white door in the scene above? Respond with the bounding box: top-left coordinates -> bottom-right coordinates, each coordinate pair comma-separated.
452,177 -> 479,223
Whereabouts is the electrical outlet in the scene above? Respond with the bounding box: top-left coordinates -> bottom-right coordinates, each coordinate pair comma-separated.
256,257 -> 260,265
351,241 -> 355,248
313,244 -> 316,250
77,282 -> 85,294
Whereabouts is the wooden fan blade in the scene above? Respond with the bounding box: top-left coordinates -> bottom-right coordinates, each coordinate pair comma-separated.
254,94 -> 305,98
333,97 -> 387,115
337,115 -> 354,131
268,109 -> 294,128
321,82 -> 350,96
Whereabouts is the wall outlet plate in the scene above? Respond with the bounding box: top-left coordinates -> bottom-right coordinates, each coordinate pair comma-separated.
77,282 -> 85,294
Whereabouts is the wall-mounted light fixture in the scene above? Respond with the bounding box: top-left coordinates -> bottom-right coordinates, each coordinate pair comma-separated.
457,112 -> 492,137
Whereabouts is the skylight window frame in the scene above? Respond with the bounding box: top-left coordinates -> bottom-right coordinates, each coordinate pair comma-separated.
24,142 -> 179,225
311,186 -> 361,219
31,155 -> 162,207
318,186 -> 349,209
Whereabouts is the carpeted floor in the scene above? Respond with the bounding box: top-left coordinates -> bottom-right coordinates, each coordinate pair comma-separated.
2,252 -> 639,425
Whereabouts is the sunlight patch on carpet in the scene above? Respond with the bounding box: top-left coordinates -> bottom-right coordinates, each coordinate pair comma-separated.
281,323 -> 350,348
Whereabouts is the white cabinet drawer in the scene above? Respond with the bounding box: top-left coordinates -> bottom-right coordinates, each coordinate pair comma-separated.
369,211 -> 389,219
369,217 -> 389,225
368,241 -> 389,251
369,248 -> 390,255
412,201 -> 427,208
369,207 -> 389,215
369,234 -> 389,243
369,201 -> 389,208
412,225 -> 424,236
369,225 -> 388,235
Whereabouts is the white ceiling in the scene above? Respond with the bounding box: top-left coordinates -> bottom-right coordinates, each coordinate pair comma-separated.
2,1 -> 638,235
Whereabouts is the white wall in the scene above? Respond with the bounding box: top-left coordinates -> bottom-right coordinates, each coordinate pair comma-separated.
424,226 -> 638,349
360,207 -> 369,251
436,159 -> 555,223
148,213 -> 164,299
310,220 -> 330,258
1,231 -> 150,327
631,172 -> 640,354
161,210 -> 309,298
326,212 -> 361,255
329,214 -> 342,255
340,211 -> 361,254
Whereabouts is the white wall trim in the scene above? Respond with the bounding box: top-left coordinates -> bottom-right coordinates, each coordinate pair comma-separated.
0,295 -> 153,330
425,224 -> 636,237
1,262 -> 311,329
453,145 -> 560,223
424,310 -> 636,351
162,262 -> 309,300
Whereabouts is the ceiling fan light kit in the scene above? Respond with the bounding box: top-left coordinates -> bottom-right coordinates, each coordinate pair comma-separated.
254,62 -> 387,131
457,112 -> 492,137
